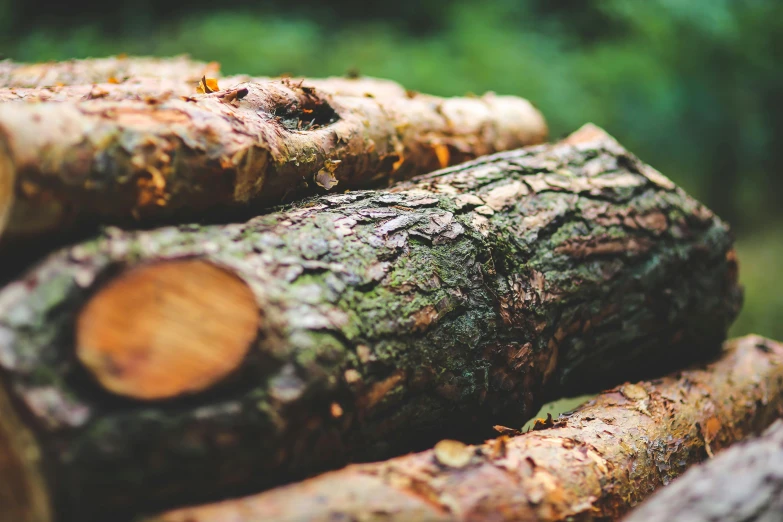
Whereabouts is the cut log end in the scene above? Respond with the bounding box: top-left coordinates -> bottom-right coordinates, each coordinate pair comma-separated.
76,260 -> 260,401
0,140 -> 14,238
0,381 -> 52,522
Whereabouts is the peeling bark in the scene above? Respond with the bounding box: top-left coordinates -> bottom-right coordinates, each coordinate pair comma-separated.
0,72 -> 546,241
623,418 -> 783,522
0,126 -> 741,521
149,336 -> 783,522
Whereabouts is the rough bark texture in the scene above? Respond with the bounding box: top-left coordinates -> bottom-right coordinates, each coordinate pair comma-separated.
623,418 -> 783,522
0,127 -> 741,521
149,335 -> 783,522
0,73 -> 546,241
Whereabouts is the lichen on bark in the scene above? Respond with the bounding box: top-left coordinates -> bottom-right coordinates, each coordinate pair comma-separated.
0,126 -> 741,521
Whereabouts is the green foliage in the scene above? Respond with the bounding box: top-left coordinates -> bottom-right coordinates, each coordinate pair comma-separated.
732,224 -> 783,342
1,0 -> 781,340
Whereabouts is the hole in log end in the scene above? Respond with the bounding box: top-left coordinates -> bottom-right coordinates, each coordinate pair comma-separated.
76,260 -> 260,401
272,83 -> 339,132
0,381 -> 52,522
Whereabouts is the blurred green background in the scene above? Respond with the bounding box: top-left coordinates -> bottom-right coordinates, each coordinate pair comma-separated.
0,0 -> 780,340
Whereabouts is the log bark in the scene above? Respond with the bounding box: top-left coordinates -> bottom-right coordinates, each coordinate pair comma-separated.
0,77 -> 206,103
0,74 -> 418,104
0,74 -> 411,103
0,126 -> 741,521
622,419 -> 783,522
0,55 -> 218,89
147,335 -> 783,522
0,73 -> 546,242
0,55 -> 425,102
0,55 -> 407,98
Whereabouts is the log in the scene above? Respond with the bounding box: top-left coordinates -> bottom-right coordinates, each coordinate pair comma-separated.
0,55 -> 408,98
0,54 -> 428,102
0,55 -> 213,241
148,335 -> 783,522
0,77 -> 207,103
0,74 -> 411,103
0,74 -> 546,242
0,55 -> 219,89
622,419 -> 783,522
0,126 -> 741,521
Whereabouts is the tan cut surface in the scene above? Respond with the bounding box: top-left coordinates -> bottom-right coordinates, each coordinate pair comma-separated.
76,260 -> 259,400
0,137 -> 13,238
0,381 -> 51,522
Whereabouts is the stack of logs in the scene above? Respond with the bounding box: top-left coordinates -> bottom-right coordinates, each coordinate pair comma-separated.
0,55 -> 776,522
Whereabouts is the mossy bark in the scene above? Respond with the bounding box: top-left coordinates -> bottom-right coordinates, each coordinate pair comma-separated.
623,417 -> 783,522
150,336 -> 783,522
0,72 -> 546,242
0,127 -> 741,521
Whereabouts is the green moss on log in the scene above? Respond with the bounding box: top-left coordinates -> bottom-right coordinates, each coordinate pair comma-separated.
0,125 -> 741,521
